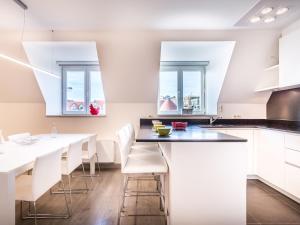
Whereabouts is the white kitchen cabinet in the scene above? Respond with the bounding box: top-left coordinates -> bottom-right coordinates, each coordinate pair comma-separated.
209,128 -> 255,175
284,132 -> 300,200
226,129 -> 255,175
285,163 -> 300,199
284,132 -> 300,152
279,29 -> 300,87
207,127 -> 300,201
256,129 -> 285,189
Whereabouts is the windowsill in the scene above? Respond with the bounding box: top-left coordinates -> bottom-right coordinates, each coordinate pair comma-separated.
157,114 -> 217,117
46,114 -> 106,118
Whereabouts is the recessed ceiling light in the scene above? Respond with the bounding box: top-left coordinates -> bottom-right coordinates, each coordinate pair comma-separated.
276,7 -> 289,15
261,7 -> 273,15
264,16 -> 276,23
250,16 -> 261,23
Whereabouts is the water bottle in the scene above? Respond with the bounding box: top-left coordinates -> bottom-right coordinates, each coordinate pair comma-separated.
51,123 -> 58,138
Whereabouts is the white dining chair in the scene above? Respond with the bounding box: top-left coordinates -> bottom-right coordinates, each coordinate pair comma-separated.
16,148 -> 70,225
52,140 -> 90,210
116,126 -> 168,225
82,134 -> 101,179
8,132 -> 31,142
0,129 -> 4,143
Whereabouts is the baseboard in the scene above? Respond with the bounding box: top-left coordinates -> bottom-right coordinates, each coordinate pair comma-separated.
255,176 -> 300,204
247,175 -> 258,179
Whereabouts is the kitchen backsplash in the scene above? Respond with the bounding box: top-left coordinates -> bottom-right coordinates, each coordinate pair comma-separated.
267,88 -> 300,121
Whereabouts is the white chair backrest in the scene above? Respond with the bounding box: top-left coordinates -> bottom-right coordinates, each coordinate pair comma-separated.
32,148 -> 63,200
66,140 -> 83,174
7,132 -> 31,142
116,125 -> 131,170
87,134 -> 97,158
126,124 -> 135,146
0,130 -> 4,143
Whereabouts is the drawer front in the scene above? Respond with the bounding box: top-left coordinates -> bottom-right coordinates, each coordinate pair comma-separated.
286,148 -> 300,167
285,133 -> 300,152
285,164 -> 300,199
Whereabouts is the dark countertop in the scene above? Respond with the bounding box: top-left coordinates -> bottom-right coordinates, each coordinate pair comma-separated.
136,126 -> 247,142
140,118 -> 300,135
199,124 -> 300,134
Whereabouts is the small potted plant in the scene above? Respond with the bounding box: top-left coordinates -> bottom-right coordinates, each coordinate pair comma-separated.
89,104 -> 100,116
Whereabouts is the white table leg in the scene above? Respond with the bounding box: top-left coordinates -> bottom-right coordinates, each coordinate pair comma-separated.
0,171 -> 15,225
89,155 -> 96,175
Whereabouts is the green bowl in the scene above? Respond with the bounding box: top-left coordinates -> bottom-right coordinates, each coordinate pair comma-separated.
157,127 -> 171,136
153,124 -> 165,132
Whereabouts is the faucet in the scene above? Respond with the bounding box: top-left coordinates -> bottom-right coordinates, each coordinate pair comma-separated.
209,116 -> 218,125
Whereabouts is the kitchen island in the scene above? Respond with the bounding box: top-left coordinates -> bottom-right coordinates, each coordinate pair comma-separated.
136,126 -> 247,225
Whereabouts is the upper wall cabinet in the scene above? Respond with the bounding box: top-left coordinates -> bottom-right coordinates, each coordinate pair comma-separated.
279,29 -> 300,87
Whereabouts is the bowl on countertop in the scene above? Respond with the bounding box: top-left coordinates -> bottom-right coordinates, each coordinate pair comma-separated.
153,124 -> 165,132
171,122 -> 188,130
157,127 -> 172,136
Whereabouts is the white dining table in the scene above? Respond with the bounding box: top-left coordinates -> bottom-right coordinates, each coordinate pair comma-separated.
0,133 -> 96,225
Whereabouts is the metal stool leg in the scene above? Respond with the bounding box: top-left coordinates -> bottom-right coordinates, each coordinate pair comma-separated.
33,201 -> 37,225
96,153 -> 101,175
118,175 -> 128,225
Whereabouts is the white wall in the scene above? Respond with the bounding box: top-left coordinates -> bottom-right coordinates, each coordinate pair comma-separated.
0,30 -> 280,105
0,29 -> 281,151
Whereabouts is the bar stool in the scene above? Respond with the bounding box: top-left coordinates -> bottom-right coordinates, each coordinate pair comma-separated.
116,126 -> 168,225
125,124 -> 161,155
127,123 -> 159,148
16,148 -> 70,225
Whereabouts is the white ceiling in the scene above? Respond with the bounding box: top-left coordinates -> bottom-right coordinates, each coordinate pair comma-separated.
0,0 -> 261,30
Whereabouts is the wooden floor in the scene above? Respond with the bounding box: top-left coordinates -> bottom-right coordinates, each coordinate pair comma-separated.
15,169 -> 300,225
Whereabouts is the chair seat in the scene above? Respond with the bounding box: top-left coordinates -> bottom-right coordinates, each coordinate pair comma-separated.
130,147 -> 161,156
123,154 -> 168,174
82,150 -> 94,160
132,142 -> 159,149
131,142 -> 161,155
15,175 -> 34,202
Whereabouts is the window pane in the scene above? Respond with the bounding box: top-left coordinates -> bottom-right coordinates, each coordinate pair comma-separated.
183,70 -> 202,114
89,70 -> 106,115
66,70 -> 85,112
159,71 -> 178,113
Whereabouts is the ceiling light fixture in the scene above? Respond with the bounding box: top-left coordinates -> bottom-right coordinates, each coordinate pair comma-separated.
261,7 -> 273,15
264,16 -> 276,23
0,53 -> 61,79
13,0 -> 27,10
276,7 -> 289,15
250,16 -> 261,23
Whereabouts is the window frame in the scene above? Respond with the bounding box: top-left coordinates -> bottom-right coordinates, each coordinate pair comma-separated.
62,64 -> 103,116
158,61 -> 208,116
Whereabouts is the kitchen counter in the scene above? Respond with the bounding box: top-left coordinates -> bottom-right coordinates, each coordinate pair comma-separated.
140,118 -> 300,134
199,124 -> 300,134
136,125 -> 247,225
136,126 -> 247,142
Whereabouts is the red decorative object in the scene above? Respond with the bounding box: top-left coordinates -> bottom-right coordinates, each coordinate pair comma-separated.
89,104 -> 100,116
171,122 -> 188,130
